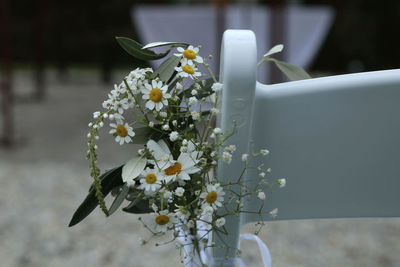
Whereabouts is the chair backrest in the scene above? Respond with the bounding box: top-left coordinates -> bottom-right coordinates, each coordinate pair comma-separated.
213,29 -> 400,264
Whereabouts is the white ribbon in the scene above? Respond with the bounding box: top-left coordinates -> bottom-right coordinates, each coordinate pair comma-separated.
177,221 -> 271,267
237,233 -> 272,267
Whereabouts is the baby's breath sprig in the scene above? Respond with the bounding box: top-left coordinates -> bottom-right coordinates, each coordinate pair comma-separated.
87,113 -> 109,216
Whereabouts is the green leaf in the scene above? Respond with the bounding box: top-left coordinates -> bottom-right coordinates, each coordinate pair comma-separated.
142,41 -> 189,49
115,37 -> 170,61
263,44 -> 284,58
268,58 -> 311,81
68,166 -> 124,227
121,156 -> 147,184
131,126 -> 165,144
152,55 -> 181,82
131,126 -> 152,144
123,198 -> 152,214
108,184 -> 130,215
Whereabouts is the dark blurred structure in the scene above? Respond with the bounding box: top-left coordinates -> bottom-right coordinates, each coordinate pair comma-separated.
5,0 -> 400,76
305,0 -> 400,73
0,0 -> 13,146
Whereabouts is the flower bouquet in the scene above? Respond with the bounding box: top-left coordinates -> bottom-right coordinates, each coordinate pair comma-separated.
69,36 -> 307,266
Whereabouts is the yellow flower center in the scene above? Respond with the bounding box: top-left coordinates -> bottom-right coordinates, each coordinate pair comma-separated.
164,162 -> 182,176
206,191 -> 218,204
116,125 -> 128,137
145,173 -> 157,184
155,214 -> 170,225
182,65 -> 194,74
183,49 -> 197,59
149,88 -> 163,102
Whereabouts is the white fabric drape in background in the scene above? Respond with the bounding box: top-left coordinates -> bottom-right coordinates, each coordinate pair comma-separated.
131,5 -> 334,83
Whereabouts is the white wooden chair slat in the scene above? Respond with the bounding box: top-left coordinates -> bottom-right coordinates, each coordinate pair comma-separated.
244,69 -> 400,223
212,29 -> 400,266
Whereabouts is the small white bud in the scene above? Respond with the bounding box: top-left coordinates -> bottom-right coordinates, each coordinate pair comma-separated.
241,154 -> 248,162
213,128 -> 222,135
257,191 -> 266,200
191,111 -> 200,121
188,96 -> 198,106
269,208 -> 278,218
211,108 -> 219,115
215,217 -> 226,227
175,187 -> 185,197
277,178 -> 286,188
169,131 -> 179,142
93,111 -> 101,119
211,82 -> 223,92
222,152 -> 232,164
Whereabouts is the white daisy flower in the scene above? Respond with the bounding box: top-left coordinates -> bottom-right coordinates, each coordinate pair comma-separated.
241,154 -> 249,162
110,83 -> 127,96
113,98 -> 130,114
175,64 -> 201,80
109,122 -> 135,145
163,152 -> 201,182
139,167 -> 163,194
142,80 -> 171,111
174,45 -> 204,65
200,183 -> 225,210
147,140 -> 201,182
150,210 -> 176,233
174,205 -> 190,220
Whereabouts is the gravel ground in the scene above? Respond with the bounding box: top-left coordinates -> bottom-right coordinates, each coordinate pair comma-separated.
1,69 -> 399,267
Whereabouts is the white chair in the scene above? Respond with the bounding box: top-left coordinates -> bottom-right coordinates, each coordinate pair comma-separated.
213,29 -> 400,267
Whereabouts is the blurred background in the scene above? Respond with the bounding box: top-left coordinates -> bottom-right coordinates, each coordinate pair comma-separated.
1,0 -> 400,266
